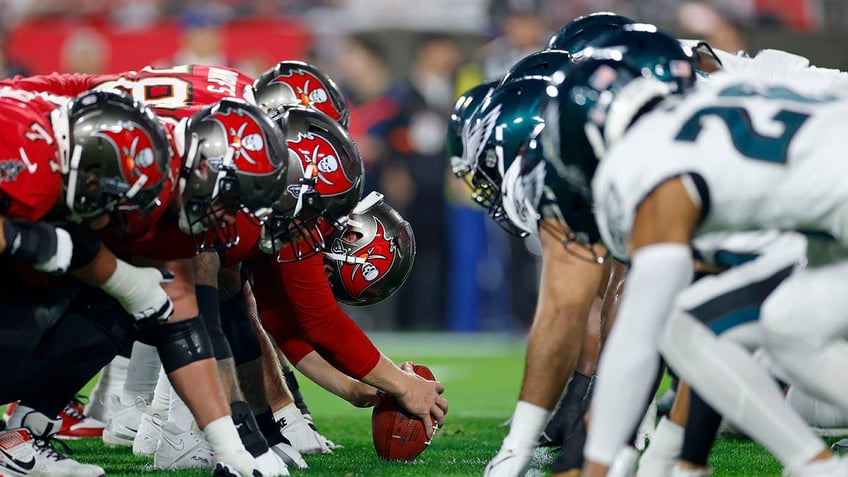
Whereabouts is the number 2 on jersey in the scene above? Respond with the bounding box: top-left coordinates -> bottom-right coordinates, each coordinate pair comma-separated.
674,106 -> 809,164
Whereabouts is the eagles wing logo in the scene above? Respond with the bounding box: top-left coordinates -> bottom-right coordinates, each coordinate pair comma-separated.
207,108 -> 277,175
270,69 -> 341,122
462,102 -> 502,174
287,131 -> 354,196
98,123 -> 164,188
334,218 -> 396,298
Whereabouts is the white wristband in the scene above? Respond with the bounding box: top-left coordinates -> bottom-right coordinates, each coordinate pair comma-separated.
202,415 -> 245,458
100,259 -> 165,316
503,401 -> 551,449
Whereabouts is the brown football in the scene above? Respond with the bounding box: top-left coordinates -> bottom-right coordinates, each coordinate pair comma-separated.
371,364 -> 438,461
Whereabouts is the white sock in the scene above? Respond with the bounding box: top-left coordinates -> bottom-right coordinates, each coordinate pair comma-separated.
122,342 -> 161,406
149,367 -> 171,415
89,355 -> 129,402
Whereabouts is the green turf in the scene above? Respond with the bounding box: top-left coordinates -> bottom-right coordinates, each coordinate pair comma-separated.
36,333 -> 832,476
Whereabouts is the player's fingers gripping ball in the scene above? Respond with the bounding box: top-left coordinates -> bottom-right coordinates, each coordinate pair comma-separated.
371,364 -> 440,461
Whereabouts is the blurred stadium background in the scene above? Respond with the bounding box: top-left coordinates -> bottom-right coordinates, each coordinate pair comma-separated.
2,0 -> 841,333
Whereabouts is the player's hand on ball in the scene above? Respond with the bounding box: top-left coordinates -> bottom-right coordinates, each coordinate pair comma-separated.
397,363 -> 448,439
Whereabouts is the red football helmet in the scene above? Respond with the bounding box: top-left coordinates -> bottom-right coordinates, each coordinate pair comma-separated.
177,98 -> 288,251
247,60 -> 350,129
258,106 -> 363,262
51,89 -> 171,221
324,192 -> 415,306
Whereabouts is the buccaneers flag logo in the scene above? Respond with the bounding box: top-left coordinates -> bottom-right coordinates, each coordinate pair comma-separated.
287,131 -> 355,196
98,123 -> 164,190
334,218 -> 396,298
270,69 -> 343,123
205,108 -> 278,175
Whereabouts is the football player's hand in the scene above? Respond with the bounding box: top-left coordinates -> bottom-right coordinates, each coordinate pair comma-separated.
396,363 -> 448,439
213,448 -> 270,477
254,448 -> 290,476
2,218 -> 73,274
127,267 -> 175,324
484,441 -> 535,477
280,415 -> 332,455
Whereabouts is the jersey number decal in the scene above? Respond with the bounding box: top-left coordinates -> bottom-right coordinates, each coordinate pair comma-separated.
674,106 -> 809,164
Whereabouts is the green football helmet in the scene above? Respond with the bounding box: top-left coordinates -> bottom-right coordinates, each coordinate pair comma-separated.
500,124 -> 601,260
463,75 -> 559,236
548,24 -> 697,175
546,11 -> 635,53
447,80 -> 498,177
499,49 -> 572,86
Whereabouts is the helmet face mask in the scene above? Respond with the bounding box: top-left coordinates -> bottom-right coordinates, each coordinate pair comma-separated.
260,106 -> 364,262
179,98 -> 288,251
55,89 -> 171,221
462,76 -> 552,237
447,80 -> 498,177
324,191 -> 415,306
250,60 -> 350,129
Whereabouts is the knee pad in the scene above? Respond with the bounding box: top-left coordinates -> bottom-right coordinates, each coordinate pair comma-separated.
196,285 -> 233,360
220,293 -> 262,365
143,317 -> 214,373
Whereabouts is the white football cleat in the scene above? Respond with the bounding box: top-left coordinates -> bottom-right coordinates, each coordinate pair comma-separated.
133,407 -> 166,457
102,396 -> 146,447
153,421 -> 213,470
21,410 -> 106,477
0,428 -> 38,477
787,455 -> 848,477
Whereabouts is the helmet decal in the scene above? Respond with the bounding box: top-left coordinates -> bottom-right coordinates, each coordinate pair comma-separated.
463,102 -> 502,172
205,108 -> 276,175
333,218 -> 396,298
287,131 -> 355,196
98,123 -> 164,189
270,69 -> 340,121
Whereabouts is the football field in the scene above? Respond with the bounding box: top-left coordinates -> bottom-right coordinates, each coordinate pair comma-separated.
55,332 -> 811,476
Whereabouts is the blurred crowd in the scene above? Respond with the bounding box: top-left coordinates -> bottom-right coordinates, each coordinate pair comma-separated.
0,0 -> 834,331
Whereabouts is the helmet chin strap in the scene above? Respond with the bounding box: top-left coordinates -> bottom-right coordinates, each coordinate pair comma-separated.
293,162 -> 318,218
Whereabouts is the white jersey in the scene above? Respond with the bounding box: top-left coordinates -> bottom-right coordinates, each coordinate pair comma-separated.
593,72 -> 848,260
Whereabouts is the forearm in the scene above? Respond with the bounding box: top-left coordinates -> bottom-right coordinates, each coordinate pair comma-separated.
70,243 -> 117,286
295,350 -> 377,406
585,243 -> 693,465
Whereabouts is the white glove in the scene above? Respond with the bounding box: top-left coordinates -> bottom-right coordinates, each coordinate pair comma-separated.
484,443 -> 535,477
269,441 -> 308,470
33,227 -> 72,274
212,449 -> 263,477
101,260 -> 175,323
1,219 -> 73,274
277,404 -> 332,454
254,448 -> 289,476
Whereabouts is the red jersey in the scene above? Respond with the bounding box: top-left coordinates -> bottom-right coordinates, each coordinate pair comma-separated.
0,65 -> 254,124
0,66 -> 258,258
252,252 -> 380,379
0,88 -> 63,222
